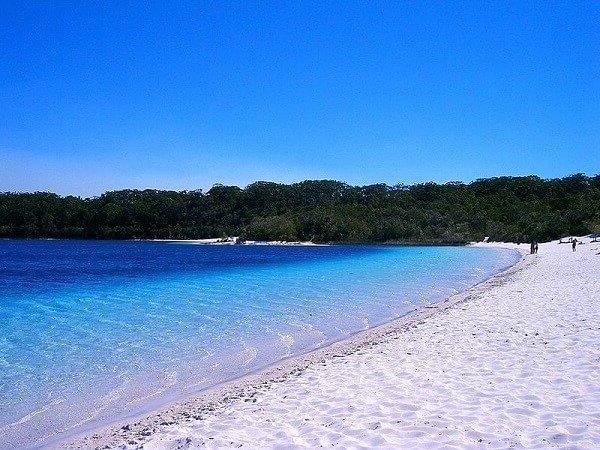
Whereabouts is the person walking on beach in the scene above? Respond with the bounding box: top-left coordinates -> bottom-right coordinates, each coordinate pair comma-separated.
572,238 -> 577,251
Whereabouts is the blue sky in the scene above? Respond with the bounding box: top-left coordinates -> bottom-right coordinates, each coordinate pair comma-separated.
1,1 -> 598,196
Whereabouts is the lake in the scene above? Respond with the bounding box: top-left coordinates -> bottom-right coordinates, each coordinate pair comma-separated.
0,240 -> 519,448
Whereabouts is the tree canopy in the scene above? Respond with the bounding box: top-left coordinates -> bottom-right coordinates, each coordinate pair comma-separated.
1,174 -> 599,244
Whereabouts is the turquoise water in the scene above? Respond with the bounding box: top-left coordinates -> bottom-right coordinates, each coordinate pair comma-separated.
0,240 -> 519,448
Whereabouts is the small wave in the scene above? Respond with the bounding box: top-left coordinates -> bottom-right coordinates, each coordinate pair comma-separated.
277,332 -> 295,352
239,346 -> 259,366
3,397 -> 64,429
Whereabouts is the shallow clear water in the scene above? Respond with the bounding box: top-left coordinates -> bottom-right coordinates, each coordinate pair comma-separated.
0,240 -> 519,448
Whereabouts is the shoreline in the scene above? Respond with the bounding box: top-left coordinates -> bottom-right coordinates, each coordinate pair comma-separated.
0,236 -> 497,247
152,237 -> 324,246
63,244 -> 528,449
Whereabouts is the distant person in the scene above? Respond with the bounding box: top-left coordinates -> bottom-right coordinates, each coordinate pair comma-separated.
534,242 -> 539,254
572,238 -> 577,252
530,241 -> 535,254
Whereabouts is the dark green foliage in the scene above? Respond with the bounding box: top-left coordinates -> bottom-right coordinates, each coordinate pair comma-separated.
1,174 -> 599,243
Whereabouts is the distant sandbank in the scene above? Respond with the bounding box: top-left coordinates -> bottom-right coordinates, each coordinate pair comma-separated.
151,237 -> 324,246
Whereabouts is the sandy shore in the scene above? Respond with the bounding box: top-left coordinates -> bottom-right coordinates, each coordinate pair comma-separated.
65,239 -> 600,449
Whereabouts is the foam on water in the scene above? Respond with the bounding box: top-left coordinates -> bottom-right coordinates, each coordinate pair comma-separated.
0,240 -> 519,448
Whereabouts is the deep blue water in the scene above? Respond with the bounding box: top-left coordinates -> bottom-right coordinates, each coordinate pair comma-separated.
0,240 -> 519,448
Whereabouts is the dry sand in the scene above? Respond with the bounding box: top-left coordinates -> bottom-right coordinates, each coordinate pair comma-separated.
65,239 -> 600,449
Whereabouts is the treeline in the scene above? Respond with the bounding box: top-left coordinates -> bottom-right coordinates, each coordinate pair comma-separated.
1,174 -> 599,244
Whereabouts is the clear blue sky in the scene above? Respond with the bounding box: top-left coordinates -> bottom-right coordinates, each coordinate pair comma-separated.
1,1 -> 598,196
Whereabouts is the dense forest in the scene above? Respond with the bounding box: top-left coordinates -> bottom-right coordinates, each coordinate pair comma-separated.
1,174 -> 599,244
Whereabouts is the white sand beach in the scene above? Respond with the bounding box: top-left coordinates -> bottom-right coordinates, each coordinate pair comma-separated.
67,238 -> 600,449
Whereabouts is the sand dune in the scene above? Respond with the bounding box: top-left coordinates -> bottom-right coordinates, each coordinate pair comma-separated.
67,239 -> 600,449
